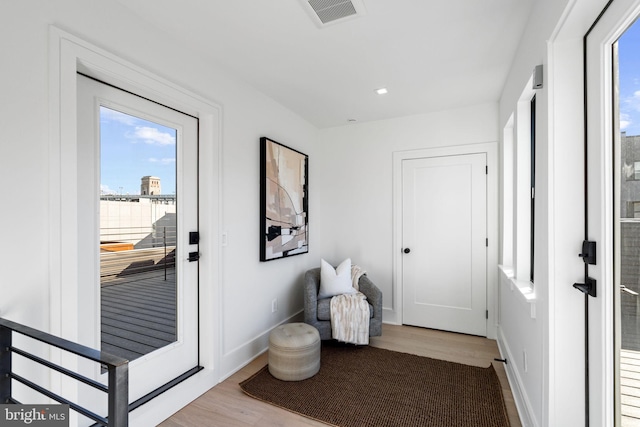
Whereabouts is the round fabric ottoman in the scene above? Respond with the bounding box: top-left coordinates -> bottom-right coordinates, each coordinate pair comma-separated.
268,323 -> 321,381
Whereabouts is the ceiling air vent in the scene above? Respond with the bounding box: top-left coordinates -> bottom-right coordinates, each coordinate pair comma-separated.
302,0 -> 366,27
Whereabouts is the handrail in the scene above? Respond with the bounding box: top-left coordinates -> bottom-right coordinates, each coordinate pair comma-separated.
0,317 -> 128,427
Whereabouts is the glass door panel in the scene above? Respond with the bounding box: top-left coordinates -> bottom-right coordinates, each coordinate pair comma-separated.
99,106 -> 178,361
617,18 -> 640,427
77,74 -> 199,405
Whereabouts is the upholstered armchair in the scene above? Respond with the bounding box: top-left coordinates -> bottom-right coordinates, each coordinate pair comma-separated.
304,267 -> 383,340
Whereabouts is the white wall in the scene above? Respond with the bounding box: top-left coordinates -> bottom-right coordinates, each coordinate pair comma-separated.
2,0 -> 621,425
100,200 -> 176,247
497,0 -> 557,417
0,0 -> 318,423
0,2 -> 52,333
498,0 -> 570,422
317,104 -> 499,323
498,0 -> 613,425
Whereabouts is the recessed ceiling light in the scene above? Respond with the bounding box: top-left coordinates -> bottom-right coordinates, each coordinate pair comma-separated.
376,88 -> 388,95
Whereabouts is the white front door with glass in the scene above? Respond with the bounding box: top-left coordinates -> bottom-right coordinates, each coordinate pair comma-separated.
77,75 -> 199,404
585,0 -> 640,424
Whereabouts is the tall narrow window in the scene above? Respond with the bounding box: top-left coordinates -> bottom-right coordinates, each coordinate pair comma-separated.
508,83 -> 536,286
530,95 -> 536,283
501,116 -> 514,267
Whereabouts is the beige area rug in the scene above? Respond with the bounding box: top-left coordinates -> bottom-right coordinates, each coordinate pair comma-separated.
240,343 -> 510,427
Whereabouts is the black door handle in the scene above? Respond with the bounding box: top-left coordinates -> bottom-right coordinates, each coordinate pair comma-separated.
403,248 -> 411,254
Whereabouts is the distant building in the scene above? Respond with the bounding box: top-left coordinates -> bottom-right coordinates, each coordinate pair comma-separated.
620,132 -> 640,350
141,176 -> 161,195
621,132 -> 640,218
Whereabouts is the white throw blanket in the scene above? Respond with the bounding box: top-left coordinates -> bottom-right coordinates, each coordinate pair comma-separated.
351,264 -> 366,291
330,265 -> 370,345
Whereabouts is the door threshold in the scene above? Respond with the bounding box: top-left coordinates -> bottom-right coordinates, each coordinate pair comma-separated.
130,366 -> 204,412
89,366 -> 204,427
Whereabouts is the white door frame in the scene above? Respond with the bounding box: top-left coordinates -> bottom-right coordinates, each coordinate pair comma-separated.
48,27 -> 222,425
392,142 -> 498,339
76,75 -> 200,402
585,0 -> 640,424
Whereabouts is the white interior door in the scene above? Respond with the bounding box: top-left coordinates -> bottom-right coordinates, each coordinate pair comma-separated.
77,74 -> 199,404
402,153 -> 487,336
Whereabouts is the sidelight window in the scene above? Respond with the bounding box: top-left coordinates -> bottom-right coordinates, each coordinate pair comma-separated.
501,78 -> 537,288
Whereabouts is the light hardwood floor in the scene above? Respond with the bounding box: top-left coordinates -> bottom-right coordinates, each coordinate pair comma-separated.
160,324 -> 522,427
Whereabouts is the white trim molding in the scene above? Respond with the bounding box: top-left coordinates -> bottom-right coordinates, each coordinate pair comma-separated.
48,26 -> 223,425
392,141 -> 499,338
497,325 -> 539,427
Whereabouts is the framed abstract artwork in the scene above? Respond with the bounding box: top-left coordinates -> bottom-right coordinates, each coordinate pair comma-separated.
260,137 -> 309,261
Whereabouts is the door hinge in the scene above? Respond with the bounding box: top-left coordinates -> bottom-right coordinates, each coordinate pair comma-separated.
486,165 -> 488,175
486,310 -> 489,319
486,238 -> 488,247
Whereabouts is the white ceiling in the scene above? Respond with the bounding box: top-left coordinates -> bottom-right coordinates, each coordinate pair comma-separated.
115,0 -> 535,129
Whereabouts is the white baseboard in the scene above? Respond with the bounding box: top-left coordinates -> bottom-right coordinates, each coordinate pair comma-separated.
220,311 -> 304,381
142,312 -> 307,425
382,307 -> 399,324
497,326 -> 539,427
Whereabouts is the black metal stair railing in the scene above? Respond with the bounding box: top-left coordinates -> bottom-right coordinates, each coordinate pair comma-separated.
0,317 -> 128,427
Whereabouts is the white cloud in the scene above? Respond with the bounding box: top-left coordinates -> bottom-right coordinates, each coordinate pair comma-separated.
622,91 -> 640,113
132,126 -> 175,146
621,112 -> 632,130
101,184 -> 117,195
148,157 -> 176,165
100,108 -> 137,125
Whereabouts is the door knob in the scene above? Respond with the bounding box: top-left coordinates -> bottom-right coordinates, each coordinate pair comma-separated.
403,248 -> 411,254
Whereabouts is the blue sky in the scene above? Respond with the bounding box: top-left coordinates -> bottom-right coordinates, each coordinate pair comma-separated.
100,107 -> 176,195
619,19 -> 640,136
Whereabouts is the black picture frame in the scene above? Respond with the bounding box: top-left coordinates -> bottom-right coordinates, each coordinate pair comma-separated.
260,137 -> 309,261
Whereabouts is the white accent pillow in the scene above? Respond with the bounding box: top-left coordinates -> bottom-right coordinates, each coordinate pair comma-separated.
318,258 -> 356,299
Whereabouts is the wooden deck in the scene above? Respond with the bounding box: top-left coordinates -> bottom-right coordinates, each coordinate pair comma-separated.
623,349 -> 640,426
101,269 -> 176,361
100,247 -> 175,279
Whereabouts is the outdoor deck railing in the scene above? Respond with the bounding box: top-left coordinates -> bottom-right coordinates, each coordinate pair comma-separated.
0,317 -> 129,427
100,225 -> 176,280
100,225 -> 177,250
